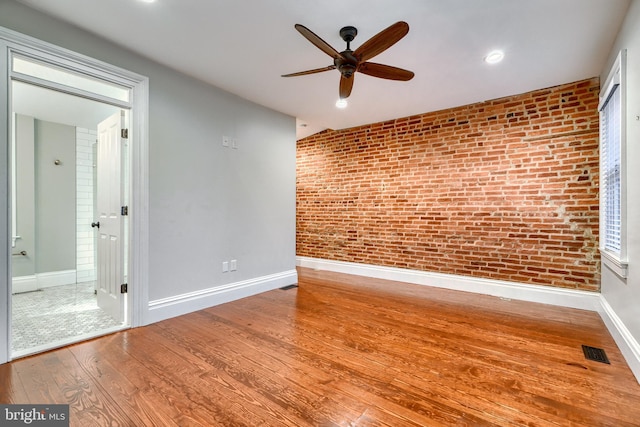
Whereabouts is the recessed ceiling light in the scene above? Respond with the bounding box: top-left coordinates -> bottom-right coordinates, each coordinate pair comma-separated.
335,98 -> 348,109
484,50 -> 504,64
138,0 -> 156,3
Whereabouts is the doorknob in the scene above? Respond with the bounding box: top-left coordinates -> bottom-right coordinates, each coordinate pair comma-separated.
91,221 -> 100,228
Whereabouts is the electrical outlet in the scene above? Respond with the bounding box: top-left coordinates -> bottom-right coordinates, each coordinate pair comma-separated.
230,259 -> 237,271
222,261 -> 229,272
222,135 -> 230,147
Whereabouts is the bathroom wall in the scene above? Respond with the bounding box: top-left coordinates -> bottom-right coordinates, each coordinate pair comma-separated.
34,119 -> 76,274
12,116 -> 78,290
11,115 -> 35,279
75,127 -> 96,284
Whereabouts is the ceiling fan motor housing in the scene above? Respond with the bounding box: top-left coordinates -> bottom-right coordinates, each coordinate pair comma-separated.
335,26 -> 359,77
334,51 -> 358,78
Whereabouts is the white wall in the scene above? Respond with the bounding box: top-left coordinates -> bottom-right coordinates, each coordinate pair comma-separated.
600,0 -> 640,378
0,0 -> 296,347
76,127 -> 96,284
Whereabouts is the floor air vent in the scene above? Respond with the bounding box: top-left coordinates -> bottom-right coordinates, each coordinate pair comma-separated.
280,284 -> 298,291
582,345 -> 610,364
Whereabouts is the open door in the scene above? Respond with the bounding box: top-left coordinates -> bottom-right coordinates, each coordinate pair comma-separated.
95,111 -> 125,323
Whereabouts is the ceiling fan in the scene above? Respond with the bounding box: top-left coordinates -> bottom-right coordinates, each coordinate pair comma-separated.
282,21 -> 415,99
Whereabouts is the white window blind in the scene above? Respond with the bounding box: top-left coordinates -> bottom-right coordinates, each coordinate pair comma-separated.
600,84 -> 621,254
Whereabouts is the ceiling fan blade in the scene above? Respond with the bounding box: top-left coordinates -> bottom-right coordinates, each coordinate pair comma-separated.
339,75 -> 354,99
354,21 -> 409,62
282,65 -> 336,77
358,62 -> 414,81
295,24 -> 345,60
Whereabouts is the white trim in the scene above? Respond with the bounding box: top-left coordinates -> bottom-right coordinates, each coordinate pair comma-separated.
297,257 -> 600,311
600,249 -> 628,278
128,75 -> 149,329
598,50 -> 623,111
11,275 -> 36,294
598,296 -> 640,383
0,25 -> 149,364
10,112 -> 16,248
0,27 -> 144,95
1,36 -> 10,365
146,270 -> 298,324
599,49 -> 628,268
36,270 -> 76,289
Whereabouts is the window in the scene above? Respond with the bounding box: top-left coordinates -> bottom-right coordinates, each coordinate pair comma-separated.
599,50 -> 627,278
601,79 -> 621,253
12,54 -> 131,103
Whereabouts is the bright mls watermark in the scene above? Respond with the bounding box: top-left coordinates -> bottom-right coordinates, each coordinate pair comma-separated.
1,405 -> 69,426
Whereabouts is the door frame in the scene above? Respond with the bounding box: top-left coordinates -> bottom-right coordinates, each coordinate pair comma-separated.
0,26 -> 149,364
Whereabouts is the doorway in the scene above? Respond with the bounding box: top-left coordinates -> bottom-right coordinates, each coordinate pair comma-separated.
1,27 -> 150,364
10,82 -> 127,357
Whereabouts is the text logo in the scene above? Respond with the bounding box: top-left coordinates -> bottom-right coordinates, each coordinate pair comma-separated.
1,405 -> 69,426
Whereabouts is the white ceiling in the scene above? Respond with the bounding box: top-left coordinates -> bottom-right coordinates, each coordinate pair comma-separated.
15,0 -> 631,139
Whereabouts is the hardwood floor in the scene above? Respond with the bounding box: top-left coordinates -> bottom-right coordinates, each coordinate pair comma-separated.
1,267 -> 639,426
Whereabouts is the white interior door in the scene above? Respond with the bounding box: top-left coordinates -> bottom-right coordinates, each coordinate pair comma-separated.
96,111 -> 125,323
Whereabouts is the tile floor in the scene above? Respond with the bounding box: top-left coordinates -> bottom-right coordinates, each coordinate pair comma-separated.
11,282 -> 122,353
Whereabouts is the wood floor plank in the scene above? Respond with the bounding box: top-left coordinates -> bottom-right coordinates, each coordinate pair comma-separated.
153,313 -> 366,426
0,362 -> 28,404
144,323 -> 312,427
208,294 -> 572,422
13,351 -> 69,404
53,352 -> 135,427
122,327 -> 270,426
294,275 -> 638,424
84,332 -> 206,426
2,267 -> 640,426
67,340 -> 180,426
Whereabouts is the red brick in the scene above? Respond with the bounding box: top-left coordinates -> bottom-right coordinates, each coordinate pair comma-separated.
297,78 -> 601,291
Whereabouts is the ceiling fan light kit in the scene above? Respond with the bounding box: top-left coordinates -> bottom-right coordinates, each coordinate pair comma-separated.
484,50 -> 505,64
282,21 -> 414,100
335,98 -> 348,109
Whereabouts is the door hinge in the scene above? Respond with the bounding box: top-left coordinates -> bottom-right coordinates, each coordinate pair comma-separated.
121,206 -> 128,216
120,283 -> 128,294
121,128 -> 129,139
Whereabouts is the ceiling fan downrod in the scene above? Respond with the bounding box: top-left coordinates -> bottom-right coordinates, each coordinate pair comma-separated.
336,26 -> 358,78
339,26 -> 358,50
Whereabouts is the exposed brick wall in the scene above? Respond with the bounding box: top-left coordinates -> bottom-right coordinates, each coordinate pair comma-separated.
297,78 -> 600,291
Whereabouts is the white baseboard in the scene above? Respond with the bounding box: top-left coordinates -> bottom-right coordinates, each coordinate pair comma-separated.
296,257 -> 600,311
12,270 -> 77,293
598,296 -> 640,383
297,256 -> 640,384
11,275 -> 37,294
37,270 -> 77,289
145,269 -> 298,324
